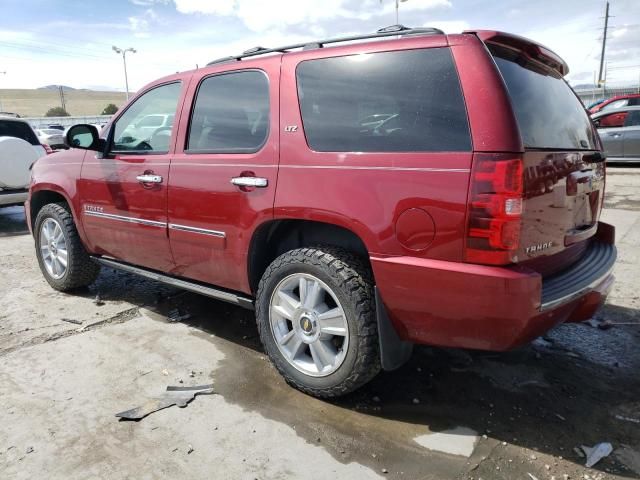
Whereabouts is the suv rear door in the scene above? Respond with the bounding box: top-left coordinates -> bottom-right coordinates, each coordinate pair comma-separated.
79,80 -> 187,272
622,110 -> 640,160
167,57 -> 280,294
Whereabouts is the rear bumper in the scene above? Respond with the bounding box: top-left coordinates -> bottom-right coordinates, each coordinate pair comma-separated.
371,222 -> 616,351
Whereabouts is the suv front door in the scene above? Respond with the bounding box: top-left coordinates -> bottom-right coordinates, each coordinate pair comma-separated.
79,80 -> 187,271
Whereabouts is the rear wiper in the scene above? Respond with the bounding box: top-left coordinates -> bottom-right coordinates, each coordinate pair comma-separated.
583,152 -> 606,163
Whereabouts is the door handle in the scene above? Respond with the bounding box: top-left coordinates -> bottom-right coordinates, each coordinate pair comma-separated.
136,174 -> 163,184
231,177 -> 268,188
606,132 -> 622,137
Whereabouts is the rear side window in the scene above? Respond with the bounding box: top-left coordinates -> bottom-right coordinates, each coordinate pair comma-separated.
296,48 -> 471,152
187,71 -> 269,153
490,44 -> 597,150
0,120 -> 39,145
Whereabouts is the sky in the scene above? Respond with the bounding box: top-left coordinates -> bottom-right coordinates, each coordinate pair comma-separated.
0,0 -> 638,92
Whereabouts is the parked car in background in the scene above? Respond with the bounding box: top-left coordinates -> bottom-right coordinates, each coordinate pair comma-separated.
28,26 -> 616,397
47,124 -> 65,131
593,106 -> 640,162
0,118 -> 48,158
0,111 -> 21,118
589,93 -> 640,114
36,128 -> 67,149
0,118 -> 49,207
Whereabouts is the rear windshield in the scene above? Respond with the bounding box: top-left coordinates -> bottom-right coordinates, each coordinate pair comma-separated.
0,120 -> 39,146
490,44 -> 597,150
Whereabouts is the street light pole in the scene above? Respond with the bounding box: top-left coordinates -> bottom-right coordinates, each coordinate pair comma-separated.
112,46 -> 136,100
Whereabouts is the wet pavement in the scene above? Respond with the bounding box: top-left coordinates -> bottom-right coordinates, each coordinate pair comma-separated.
1,167 -> 639,480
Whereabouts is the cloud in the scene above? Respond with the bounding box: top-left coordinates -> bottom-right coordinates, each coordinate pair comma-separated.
128,8 -> 159,37
171,0 -> 450,32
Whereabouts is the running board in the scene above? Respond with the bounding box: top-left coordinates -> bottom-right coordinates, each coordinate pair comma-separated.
93,257 -> 255,310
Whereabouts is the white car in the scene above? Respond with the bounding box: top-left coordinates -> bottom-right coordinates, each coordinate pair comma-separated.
0,118 -> 48,207
36,128 -> 67,149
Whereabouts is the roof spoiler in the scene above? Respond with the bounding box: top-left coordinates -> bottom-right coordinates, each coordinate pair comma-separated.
464,30 -> 569,76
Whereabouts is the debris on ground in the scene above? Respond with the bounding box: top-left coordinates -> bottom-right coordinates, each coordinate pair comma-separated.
168,309 -> 192,323
94,294 -> 105,306
60,318 -> 83,325
187,444 -> 194,454
25,446 -> 34,454
574,447 -> 585,458
614,414 -> 640,424
527,473 -> 540,480
581,442 -> 613,468
115,384 -> 214,421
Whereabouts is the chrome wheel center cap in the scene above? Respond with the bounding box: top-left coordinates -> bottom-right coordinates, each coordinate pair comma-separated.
296,310 -> 320,343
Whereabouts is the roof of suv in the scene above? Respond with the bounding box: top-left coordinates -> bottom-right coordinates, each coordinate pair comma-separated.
206,24 -> 445,66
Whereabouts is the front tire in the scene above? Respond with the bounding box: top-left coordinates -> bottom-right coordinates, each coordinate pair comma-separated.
34,203 -> 100,291
256,247 -> 381,398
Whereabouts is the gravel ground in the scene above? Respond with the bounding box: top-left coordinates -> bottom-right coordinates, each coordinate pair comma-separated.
0,166 -> 639,480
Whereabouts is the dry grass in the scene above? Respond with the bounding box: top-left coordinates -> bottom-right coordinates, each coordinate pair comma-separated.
0,89 -> 128,117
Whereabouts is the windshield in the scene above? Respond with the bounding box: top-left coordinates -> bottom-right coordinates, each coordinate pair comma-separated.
490,44 -> 597,150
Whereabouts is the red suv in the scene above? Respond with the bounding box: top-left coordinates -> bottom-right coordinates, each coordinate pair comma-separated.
589,93 -> 640,114
27,26 -> 616,397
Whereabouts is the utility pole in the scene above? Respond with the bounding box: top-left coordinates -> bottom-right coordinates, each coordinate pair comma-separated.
58,85 -> 66,112
112,46 -> 136,100
381,0 -> 408,25
597,1 -> 610,88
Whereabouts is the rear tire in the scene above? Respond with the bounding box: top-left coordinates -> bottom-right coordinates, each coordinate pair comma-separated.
256,247 -> 381,398
34,203 -> 100,291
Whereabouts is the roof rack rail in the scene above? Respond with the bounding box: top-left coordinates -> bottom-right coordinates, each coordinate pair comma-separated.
206,24 -> 445,66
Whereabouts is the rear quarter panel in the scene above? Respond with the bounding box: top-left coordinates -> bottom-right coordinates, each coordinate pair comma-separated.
276,36 -> 475,261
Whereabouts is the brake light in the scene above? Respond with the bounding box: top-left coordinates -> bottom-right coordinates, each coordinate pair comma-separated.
465,153 -> 524,265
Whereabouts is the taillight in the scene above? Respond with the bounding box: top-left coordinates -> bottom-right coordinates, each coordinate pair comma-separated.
42,144 -> 53,155
465,153 -> 524,265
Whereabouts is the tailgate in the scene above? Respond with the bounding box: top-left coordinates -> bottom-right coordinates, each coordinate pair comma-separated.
482,35 -> 604,270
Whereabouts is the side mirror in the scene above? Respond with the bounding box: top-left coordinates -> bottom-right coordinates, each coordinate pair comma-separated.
593,119 -> 600,127
66,124 -> 104,151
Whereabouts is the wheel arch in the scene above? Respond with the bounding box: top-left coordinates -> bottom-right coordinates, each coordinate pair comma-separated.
247,219 -> 371,295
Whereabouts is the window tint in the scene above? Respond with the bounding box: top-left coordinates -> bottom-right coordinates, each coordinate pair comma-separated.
187,71 -> 269,153
113,82 -> 181,153
0,120 -> 39,145
624,111 -> 640,127
296,48 -> 470,152
490,45 -> 597,150
629,98 -> 640,107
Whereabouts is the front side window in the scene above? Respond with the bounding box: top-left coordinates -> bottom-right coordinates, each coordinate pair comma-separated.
187,71 -> 269,153
597,111 -> 628,128
296,48 -> 471,152
112,82 -> 182,153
